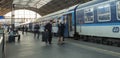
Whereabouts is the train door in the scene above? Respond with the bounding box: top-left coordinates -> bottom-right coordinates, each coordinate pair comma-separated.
62,15 -> 69,37
67,13 -> 74,37
63,13 -> 74,37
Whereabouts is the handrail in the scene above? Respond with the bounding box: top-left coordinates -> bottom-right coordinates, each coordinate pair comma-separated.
0,37 -> 3,44
0,33 -> 5,58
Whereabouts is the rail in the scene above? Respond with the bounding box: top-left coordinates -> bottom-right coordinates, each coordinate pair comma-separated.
0,37 -> 3,44
0,32 -> 5,58
0,36 -> 4,58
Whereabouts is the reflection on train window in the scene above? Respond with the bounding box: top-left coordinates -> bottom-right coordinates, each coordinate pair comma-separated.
97,4 -> 111,22
117,2 -> 120,20
76,10 -> 84,24
98,14 -> 110,20
63,15 -> 67,24
84,7 -> 94,23
76,11 -> 81,25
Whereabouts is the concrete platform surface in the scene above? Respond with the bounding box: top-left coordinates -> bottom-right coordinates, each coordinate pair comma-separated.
6,32 -> 120,58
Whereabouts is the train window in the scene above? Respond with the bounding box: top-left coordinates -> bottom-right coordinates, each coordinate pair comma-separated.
97,4 -> 111,22
84,7 -> 94,23
63,15 -> 67,24
76,10 -> 84,25
116,2 -> 120,20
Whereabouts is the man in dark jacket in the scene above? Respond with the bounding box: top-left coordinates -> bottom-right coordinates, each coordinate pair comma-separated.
45,20 -> 52,44
22,26 -> 25,35
58,22 -> 65,44
34,23 -> 40,39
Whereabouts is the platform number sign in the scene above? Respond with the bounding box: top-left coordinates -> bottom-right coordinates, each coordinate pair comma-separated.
112,27 -> 119,33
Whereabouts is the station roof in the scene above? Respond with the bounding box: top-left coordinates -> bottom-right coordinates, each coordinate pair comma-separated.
0,0 -> 91,16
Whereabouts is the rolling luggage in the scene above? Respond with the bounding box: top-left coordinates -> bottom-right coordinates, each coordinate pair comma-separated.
42,31 -> 49,42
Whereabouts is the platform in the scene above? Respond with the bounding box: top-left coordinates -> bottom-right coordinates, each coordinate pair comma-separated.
0,41 -> 2,58
6,32 -> 120,58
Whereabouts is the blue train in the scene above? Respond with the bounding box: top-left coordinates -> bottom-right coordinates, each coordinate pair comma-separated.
38,0 -> 120,37
19,0 -> 120,46
76,0 -> 120,39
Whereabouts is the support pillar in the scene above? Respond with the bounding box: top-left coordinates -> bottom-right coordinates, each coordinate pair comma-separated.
11,4 -> 15,29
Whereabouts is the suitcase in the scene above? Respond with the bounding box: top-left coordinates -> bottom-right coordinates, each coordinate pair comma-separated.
42,31 -> 49,42
8,36 -> 15,42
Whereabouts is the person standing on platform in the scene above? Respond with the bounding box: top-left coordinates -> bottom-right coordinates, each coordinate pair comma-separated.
57,21 -> 65,44
14,28 -> 21,41
45,20 -> 52,44
22,25 -> 25,35
25,26 -> 28,34
8,28 -> 15,42
34,23 -> 40,39
7,26 -> 10,32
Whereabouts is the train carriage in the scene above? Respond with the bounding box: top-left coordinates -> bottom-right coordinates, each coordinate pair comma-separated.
76,0 -> 120,38
16,0 -> 120,46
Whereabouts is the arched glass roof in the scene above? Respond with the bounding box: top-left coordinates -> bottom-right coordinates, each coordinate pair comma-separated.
3,9 -> 41,24
5,9 -> 41,18
13,0 -> 52,8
